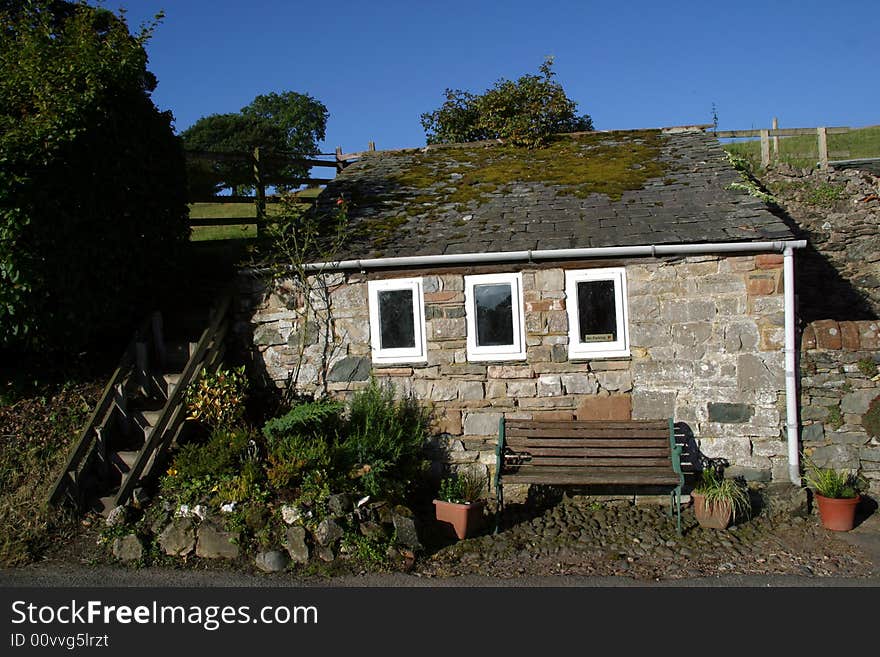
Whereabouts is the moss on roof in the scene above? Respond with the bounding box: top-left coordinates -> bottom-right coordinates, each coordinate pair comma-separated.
391,130 -> 666,209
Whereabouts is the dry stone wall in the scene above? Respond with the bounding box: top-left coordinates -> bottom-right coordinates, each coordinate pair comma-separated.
800,319 -> 880,494
238,253 -> 790,487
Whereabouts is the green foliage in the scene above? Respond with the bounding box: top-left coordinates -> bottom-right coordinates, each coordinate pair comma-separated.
185,366 -> 248,431
421,57 -> 593,148
804,183 -> 845,207
826,404 -> 844,430
857,358 -> 878,378
803,459 -> 866,499
0,379 -> 97,565
342,530 -> 393,569
438,469 -> 487,504
0,1 -> 189,351
262,398 -> 344,448
262,398 -> 342,494
863,396 -> 880,439
340,380 -> 431,500
160,426 -> 254,506
693,462 -> 751,521
181,90 -> 328,194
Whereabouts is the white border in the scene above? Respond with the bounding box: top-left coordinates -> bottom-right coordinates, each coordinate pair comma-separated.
367,278 -> 427,364
565,267 -> 630,359
464,272 -> 526,362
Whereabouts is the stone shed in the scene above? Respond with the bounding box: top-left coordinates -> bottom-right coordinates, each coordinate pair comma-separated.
239,126 -> 809,488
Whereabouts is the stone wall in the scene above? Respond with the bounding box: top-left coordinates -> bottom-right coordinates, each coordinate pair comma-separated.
800,319 -> 880,494
238,253 -> 790,486
763,166 -> 880,320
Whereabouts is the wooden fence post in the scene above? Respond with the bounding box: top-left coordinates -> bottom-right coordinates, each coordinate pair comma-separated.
817,127 -> 829,168
253,146 -> 266,235
772,117 -> 780,162
335,146 -> 345,172
760,130 -> 770,167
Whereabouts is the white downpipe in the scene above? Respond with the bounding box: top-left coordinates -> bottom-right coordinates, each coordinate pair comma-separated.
783,247 -> 801,485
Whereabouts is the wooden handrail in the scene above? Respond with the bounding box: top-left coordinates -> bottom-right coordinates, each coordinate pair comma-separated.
112,294 -> 233,506
46,316 -> 152,507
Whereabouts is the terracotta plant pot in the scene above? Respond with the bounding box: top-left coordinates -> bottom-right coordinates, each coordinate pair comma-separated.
691,492 -> 733,529
433,499 -> 485,539
814,493 -> 860,531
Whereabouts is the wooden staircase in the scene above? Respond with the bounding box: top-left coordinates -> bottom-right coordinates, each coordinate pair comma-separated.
47,294 -> 233,515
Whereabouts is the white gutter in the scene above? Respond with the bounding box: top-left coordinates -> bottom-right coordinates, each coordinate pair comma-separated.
783,246 -> 801,485
247,238 -> 807,485
292,239 -> 808,272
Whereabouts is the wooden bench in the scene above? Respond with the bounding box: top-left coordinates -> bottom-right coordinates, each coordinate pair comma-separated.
495,418 -> 684,533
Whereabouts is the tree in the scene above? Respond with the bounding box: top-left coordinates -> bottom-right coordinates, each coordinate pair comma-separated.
181,91 -> 328,195
421,58 -> 593,148
0,1 -> 189,351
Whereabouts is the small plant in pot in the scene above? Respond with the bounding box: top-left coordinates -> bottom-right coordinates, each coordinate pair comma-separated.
803,459 -> 866,532
690,459 -> 751,529
433,469 -> 487,540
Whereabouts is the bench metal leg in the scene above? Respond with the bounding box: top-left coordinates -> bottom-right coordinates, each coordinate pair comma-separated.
494,484 -> 504,534
670,487 -> 682,535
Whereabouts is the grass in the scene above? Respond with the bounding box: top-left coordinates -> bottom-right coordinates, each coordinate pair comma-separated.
0,379 -> 102,565
188,190 -> 320,242
722,124 -> 880,169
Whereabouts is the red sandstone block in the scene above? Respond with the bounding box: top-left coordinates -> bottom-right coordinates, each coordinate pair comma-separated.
800,325 -> 817,350
839,322 -> 860,351
576,395 -> 632,421
813,319 -> 842,350
755,254 -> 784,269
747,272 -> 778,295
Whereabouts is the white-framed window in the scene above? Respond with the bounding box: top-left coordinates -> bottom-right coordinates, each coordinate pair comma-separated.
464,272 -> 526,362
367,278 -> 426,364
565,267 -> 630,359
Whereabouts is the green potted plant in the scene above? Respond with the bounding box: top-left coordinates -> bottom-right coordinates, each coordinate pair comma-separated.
803,460 -> 865,531
690,460 -> 751,529
433,469 -> 487,539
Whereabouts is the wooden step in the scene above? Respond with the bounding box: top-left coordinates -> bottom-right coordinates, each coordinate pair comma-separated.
163,372 -> 183,395
114,450 -> 140,472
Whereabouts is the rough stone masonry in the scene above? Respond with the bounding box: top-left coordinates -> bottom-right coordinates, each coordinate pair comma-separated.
238,251 -> 792,489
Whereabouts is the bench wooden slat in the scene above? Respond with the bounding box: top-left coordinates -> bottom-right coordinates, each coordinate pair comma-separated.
506,427 -> 669,439
505,420 -> 668,430
505,437 -> 669,448
507,446 -> 672,458
511,457 -> 673,467
502,466 -> 681,486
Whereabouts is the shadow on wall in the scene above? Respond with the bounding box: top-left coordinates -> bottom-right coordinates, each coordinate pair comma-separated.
762,193 -> 877,322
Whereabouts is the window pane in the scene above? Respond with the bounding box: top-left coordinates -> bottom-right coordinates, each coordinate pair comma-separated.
378,289 -> 415,349
577,280 -> 617,343
475,283 -> 513,346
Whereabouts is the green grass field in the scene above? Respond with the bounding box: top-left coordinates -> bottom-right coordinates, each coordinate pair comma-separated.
722,125 -> 880,169
188,189 -> 321,241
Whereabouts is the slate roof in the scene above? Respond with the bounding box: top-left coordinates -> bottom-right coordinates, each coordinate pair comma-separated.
317,127 -> 795,261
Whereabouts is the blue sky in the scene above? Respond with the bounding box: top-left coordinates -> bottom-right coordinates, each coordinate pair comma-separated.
116,0 -> 877,153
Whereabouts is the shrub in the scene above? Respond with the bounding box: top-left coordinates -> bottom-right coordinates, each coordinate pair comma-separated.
340,380 -> 431,500
262,398 -> 342,494
0,2 -> 188,351
185,366 -> 248,431
160,426 -> 252,506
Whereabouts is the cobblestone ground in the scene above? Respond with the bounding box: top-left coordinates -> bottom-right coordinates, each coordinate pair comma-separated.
417,499 -> 875,581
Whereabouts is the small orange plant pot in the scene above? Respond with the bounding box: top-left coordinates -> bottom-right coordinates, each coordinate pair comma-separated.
814,493 -> 860,531
433,499 -> 485,540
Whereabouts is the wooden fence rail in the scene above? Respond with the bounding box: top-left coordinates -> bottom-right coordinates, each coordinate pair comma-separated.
185,144 -> 372,235
710,120 -> 850,168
